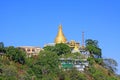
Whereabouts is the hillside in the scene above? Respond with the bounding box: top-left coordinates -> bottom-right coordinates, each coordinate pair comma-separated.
0,53 -> 120,80
0,41 -> 120,80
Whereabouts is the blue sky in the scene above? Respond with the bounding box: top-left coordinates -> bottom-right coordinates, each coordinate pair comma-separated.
0,0 -> 120,74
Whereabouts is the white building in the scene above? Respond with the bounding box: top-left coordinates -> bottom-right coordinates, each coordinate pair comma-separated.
17,46 -> 43,57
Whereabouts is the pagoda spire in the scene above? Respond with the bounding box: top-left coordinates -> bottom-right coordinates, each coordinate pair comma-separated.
54,24 -> 67,43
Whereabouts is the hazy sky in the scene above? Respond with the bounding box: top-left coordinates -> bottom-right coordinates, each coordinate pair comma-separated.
0,0 -> 120,74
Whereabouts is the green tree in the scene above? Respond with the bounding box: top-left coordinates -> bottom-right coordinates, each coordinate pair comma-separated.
5,46 -> 26,64
43,46 -> 55,52
44,43 -> 71,56
68,68 -> 87,80
1,65 -> 17,80
85,39 -> 102,58
54,43 -> 71,55
31,51 -> 60,79
0,42 -> 5,55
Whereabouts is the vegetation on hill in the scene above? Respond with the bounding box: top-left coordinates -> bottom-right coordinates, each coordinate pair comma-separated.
0,40 -> 120,80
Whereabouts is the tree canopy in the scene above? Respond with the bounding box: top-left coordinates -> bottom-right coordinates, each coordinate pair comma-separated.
0,42 -> 5,54
44,43 -> 71,55
5,46 -> 26,64
85,39 -> 102,58
30,51 -> 60,79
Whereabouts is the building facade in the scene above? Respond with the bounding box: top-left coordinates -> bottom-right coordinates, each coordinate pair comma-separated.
18,46 -> 43,57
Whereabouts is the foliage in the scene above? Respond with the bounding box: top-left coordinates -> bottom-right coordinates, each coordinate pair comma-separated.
0,64 -> 17,80
43,46 -> 55,52
103,58 -> 118,73
44,43 -> 71,55
58,68 -> 87,80
85,39 -> 102,58
86,61 -> 120,80
59,52 -> 85,60
67,68 -> 87,80
0,48 -> 5,55
95,58 -> 103,65
87,57 -> 95,65
5,46 -> 26,64
30,51 -> 60,79
55,43 -> 71,55
0,42 -> 5,55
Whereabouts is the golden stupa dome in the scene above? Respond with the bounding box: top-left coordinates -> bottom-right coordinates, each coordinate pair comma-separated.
54,24 -> 67,44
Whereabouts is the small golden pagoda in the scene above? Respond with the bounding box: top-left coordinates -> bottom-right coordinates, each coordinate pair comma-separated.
73,44 -> 79,51
54,24 -> 67,43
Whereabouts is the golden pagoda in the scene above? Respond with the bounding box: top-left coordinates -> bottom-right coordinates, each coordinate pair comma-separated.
54,24 -> 67,43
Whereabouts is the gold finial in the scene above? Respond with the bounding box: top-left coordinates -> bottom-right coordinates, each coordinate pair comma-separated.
54,24 -> 67,43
